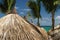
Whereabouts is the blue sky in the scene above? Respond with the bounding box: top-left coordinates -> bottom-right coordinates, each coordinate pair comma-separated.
0,0 -> 60,26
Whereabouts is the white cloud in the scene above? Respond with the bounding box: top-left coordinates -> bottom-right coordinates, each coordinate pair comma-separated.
55,16 -> 60,25
56,16 -> 60,20
33,0 -> 36,2
31,0 -> 37,2
22,9 -> 31,11
42,18 -> 50,21
31,17 -> 60,25
15,6 -> 19,9
20,12 -> 24,14
33,18 -> 51,26
41,18 -> 50,23
41,20 -> 47,23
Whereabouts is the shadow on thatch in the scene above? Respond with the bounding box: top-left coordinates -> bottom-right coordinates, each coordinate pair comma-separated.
0,14 -> 48,40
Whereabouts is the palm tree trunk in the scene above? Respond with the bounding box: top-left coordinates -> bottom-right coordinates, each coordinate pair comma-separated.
37,17 -> 40,27
51,11 -> 55,31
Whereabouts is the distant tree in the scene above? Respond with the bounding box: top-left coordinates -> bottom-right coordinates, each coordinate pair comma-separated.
0,0 -> 16,14
54,0 -> 60,5
42,0 -> 59,30
27,0 -> 41,26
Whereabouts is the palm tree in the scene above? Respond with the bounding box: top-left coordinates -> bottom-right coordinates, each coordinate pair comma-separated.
0,0 -> 16,14
27,0 -> 41,26
42,0 -> 59,30
54,0 -> 60,5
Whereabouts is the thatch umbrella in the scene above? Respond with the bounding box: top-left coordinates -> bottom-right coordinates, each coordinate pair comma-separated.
48,24 -> 60,40
0,12 -> 48,40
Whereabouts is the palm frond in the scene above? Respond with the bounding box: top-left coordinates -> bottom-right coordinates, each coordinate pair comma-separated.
54,0 -> 60,5
0,0 -> 16,13
27,0 -> 41,18
42,0 -> 58,13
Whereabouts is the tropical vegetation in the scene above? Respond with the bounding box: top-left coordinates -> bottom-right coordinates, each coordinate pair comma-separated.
54,0 -> 60,5
42,0 -> 59,30
0,0 -> 60,31
0,0 -> 16,14
27,0 -> 41,26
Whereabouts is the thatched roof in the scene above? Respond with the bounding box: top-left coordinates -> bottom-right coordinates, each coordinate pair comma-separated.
48,25 -> 60,40
0,14 -> 48,40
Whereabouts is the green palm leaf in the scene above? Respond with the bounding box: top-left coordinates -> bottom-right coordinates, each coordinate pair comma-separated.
42,0 -> 59,30
27,0 -> 41,26
0,0 -> 16,13
27,0 -> 41,18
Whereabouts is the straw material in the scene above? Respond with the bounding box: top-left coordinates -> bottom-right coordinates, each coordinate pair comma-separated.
0,14 -> 48,40
48,25 -> 60,40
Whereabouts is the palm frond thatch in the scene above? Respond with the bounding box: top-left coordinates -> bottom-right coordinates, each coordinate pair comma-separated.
0,14 -> 48,40
48,25 -> 60,40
